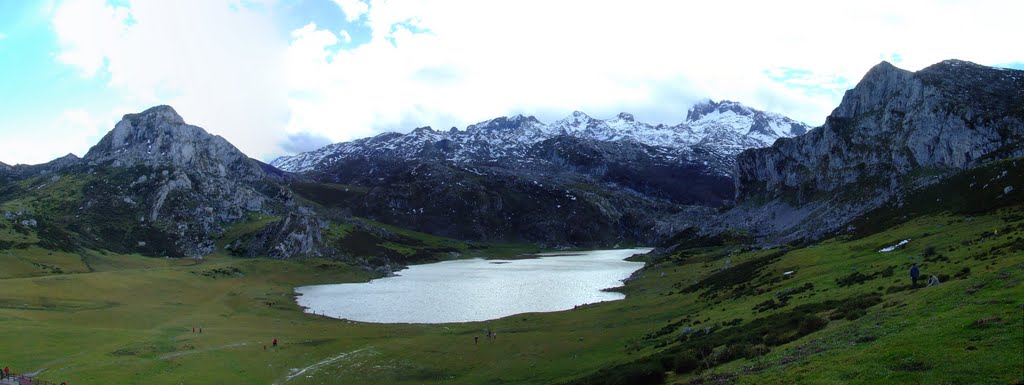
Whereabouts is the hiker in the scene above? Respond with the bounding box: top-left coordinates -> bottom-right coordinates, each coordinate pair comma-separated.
273,338 -> 278,348
910,263 -> 920,288
4,366 -> 8,378
927,275 -> 940,287
192,327 -> 195,333
474,336 -> 479,345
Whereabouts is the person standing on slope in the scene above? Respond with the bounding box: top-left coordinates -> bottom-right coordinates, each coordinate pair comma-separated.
910,263 -> 920,288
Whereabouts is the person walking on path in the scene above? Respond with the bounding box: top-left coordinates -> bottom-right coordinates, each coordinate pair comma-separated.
272,338 -> 278,348
910,263 -> 920,288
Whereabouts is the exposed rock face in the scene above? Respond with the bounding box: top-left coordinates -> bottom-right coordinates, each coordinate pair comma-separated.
272,100 -> 807,246
291,133 -> 734,246
2,153 -> 81,179
731,60 -> 1024,241
227,209 -> 325,259
85,105 -> 265,181
11,105 -> 323,259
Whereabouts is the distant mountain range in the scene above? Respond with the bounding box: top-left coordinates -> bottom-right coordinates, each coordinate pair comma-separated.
2,59 -> 1021,264
264,100 -> 810,245
271,100 -> 810,176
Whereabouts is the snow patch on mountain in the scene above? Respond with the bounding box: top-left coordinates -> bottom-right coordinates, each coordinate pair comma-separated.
271,100 -> 811,174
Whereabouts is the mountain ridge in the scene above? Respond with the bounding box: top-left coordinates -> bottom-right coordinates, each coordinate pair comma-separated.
724,59 -> 1024,243
271,100 -> 811,175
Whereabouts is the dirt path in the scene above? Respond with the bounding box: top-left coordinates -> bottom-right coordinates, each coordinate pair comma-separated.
275,346 -> 374,384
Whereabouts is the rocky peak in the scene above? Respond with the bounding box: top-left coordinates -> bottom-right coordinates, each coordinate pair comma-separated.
553,110 -> 598,130
732,59 -> 1024,242
615,112 -> 635,122
686,100 -> 758,122
127,105 -> 185,124
686,100 -> 722,121
831,61 -> 913,119
916,59 -> 1024,114
466,115 -> 542,132
84,105 -> 265,181
47,153 -> 81,169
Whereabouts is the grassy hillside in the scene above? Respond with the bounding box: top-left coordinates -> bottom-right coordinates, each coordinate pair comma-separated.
1,160 -> 1022,384
0,203 -> 1020,384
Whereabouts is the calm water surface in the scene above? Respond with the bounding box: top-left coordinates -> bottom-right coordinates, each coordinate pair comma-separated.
295,248 -> 651,323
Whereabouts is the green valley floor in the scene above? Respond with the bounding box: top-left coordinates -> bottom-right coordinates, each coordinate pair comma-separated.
0,208 -> 1022,384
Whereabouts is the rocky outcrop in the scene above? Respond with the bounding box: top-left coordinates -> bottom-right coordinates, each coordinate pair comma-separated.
227,209 -> 326,259
730,60 -> 1024,241
70,106 -> 287,256
85,105 -> 266,181
2,153 -> 82,179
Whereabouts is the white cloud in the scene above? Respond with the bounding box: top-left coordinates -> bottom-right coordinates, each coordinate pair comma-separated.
331,0 -> 368,22
51,0 -> 290,161
43,0 -> 1024,163
1,108 -> 111,165
281,0 -> 1024,148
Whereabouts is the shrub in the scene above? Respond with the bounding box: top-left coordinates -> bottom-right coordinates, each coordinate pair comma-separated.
575,360 -> 666,385
836,271 -> 877,286
673,351 -> 701,374
954,267 -> 972,279
715,344 -> 753,364
614,361 -> 666,385
922,246 -> 937,258
844,308 -> 867,321
798,315 -> 829,335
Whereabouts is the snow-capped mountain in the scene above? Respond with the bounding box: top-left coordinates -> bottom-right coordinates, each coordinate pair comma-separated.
271,100 -> 811,175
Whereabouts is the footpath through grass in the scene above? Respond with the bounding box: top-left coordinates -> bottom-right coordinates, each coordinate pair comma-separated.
0,208 -> 1022,384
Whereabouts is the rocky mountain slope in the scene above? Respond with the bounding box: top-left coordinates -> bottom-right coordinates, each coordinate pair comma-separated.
0,106 -> 520,268
271,100 -> 810,175
0,106 -> 329,259
271,101 -> 807,245
724,60 -> 1024,242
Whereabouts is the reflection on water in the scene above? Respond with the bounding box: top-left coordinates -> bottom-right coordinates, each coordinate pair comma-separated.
295,248 -> 650,323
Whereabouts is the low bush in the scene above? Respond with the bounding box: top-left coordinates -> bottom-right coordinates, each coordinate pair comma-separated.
672,351 -> 701,374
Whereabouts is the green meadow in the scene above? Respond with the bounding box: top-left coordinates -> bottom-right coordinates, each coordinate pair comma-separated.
0,205 -> 1022,384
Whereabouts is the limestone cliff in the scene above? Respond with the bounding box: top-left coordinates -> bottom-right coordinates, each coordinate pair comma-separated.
729,60 -> 1024,241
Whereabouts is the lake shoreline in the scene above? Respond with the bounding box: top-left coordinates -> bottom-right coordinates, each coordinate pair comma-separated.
295,248 -> 652,324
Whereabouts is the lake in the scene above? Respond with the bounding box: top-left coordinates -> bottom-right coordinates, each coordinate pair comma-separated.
294,248 -> 651,323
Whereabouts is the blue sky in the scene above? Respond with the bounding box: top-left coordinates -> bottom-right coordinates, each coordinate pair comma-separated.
1,0 -> 1022,165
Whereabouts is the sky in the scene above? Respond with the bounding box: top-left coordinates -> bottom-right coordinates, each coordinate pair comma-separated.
0,0 -> 1022,165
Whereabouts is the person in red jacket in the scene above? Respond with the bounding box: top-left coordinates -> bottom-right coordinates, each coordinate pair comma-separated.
273,338 -> 278,348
